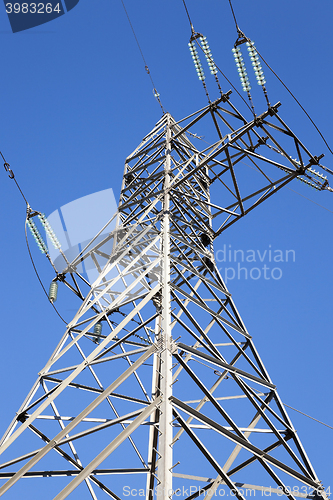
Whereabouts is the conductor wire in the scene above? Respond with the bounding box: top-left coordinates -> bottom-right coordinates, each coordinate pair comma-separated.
284,403 -> 333,431
191,359 -> 333,431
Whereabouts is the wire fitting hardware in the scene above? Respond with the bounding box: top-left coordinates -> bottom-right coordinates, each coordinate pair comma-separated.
3,162 -> 14,179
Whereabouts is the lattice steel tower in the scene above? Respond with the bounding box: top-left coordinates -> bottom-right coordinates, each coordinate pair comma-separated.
0,32 -> 331,500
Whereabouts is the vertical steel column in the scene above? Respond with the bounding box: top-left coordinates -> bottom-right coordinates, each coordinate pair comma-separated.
157,114 -> 173,497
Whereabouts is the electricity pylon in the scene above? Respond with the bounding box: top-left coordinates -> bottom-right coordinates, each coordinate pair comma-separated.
0,95 -> 331,500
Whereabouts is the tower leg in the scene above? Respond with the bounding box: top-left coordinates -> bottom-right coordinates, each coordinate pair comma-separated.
157,115 -> 173,498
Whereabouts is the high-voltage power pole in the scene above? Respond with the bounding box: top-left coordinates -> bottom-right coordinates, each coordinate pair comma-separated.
0,88 -> 331,499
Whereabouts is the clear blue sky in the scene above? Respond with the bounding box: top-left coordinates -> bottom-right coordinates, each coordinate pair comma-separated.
0,0 -> 332,496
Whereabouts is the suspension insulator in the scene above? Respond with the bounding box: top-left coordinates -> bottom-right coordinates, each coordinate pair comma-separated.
246,41 -> 266,86
232,46 -> 251,92
93,321 -> 102,344
27,218 -> 48,254
38,213 -> 61,250
93,322 -> 103,343
48,281 -> 58,303
296,176 -> 321,190
94,322 -> 103,336
199,36 -> 217,76
308,167 -> 327,180
188,40 -> 205,81
200,233 -> 211,247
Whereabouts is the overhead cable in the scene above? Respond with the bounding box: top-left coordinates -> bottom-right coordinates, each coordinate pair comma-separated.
284,403 -> 333,431
192,358 -> 333,431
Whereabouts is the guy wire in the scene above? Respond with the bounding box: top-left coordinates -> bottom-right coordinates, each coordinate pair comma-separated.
120,0 -> 165,113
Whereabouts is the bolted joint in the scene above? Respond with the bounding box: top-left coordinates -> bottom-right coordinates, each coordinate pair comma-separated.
220,90 -> 232,102
16,411 -> 28,423
296,167 -> 306,176
309,154 -> 325,166
258,136 -> 268,146
209,101 -> 218,112
124,173 -> 134,185
267,102 -> 282,116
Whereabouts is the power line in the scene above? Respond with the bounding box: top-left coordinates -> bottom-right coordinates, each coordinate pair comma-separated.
180,0 -> 333,209
284,403 -> 333,431
286,185 -> 333,214
192,358 -> 333,431
120,0 -> 165,113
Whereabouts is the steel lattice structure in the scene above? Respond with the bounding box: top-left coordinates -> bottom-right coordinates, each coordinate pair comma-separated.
0,94 -> 331,499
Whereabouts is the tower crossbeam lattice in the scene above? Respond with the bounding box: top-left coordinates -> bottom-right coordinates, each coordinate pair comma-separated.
0,94 -> 330,500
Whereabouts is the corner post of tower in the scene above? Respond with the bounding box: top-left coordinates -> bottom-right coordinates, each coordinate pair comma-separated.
157,113 -> 174,497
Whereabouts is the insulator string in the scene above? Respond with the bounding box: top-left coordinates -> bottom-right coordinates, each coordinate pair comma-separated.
181,1 -> 255,116
254,42 -> 333,157
25,218 -> 67,324
227,0 -> 333,157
